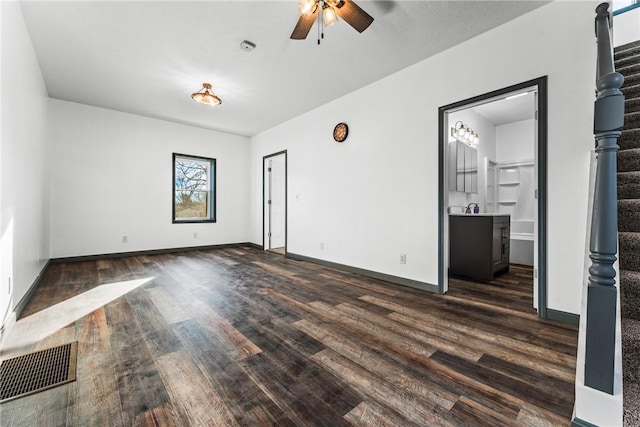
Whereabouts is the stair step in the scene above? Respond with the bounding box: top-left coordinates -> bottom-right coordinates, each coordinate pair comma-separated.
615,44 -> 640,61
619,200 -> 640,232
622,271 -> 640,320
619,171 -> 640,199
622,318 -> 640,356
622,317 -> 640,426
620,128 -> 640,150
623,83 -> 640,100
620,231 -> 640,272
616,41 -> 640,425
627,111 -> 640,129
617,53 -> 640,69
619,61 -> 640,79
627,97 -> 640,113
626,72 -> 640,88
618,147 -> 640,172
616,39 -> 640,55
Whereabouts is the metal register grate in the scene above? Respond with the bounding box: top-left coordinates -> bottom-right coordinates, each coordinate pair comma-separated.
0,342 -> 77,403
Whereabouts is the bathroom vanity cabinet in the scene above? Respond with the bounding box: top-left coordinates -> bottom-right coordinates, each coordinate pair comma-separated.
449,214 -> 510,281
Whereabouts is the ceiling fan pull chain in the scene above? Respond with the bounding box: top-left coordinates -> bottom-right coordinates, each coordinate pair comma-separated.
317,3 -> 322,45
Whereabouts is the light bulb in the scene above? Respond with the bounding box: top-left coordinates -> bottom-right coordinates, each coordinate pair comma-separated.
298,0 -> 316,16
323,6 -> 338,26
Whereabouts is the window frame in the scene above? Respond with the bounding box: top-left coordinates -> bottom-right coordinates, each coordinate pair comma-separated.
172,152 -> 216,224
613,0 -> 640,15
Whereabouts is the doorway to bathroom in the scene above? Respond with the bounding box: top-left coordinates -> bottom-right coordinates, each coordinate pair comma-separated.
263,151 -> 287,254
438,77 -> 549,318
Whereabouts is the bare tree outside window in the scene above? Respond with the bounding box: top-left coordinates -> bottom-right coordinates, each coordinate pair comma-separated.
173,153 -> 216,223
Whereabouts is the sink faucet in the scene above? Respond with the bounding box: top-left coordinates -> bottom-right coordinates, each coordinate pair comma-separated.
465,203 -> 478,214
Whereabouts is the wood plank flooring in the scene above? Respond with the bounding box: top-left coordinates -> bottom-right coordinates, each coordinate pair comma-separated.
0,247 -> 578,426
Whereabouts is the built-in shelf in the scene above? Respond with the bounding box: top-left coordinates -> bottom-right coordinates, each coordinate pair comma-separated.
494,160 -> 534,215
498,160 -> 534,168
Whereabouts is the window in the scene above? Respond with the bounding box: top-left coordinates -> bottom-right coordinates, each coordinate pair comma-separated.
173,153 -> 216,223
613,0 -> 640,15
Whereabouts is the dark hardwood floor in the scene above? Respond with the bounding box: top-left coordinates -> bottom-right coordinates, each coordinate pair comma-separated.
0,247 -> 577,426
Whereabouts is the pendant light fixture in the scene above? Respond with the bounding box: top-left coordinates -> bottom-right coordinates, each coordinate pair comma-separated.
191,83 -> 222,106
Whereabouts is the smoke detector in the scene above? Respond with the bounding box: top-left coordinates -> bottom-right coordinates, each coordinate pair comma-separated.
240,40 -> 256,52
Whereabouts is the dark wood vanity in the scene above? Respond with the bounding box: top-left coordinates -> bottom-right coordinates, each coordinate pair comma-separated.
449,214 -> 510,281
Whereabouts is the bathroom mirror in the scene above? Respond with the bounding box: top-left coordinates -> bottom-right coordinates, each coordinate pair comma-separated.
469,143 -> 478,194
449,141 -> 477,194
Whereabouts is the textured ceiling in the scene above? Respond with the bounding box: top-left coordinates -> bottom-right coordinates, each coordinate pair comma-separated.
21,1 -> 548,137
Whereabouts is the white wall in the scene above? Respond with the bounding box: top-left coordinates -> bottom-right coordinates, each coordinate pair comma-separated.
614,6 -> 640,47
496,119 -> 535,163
49,100 -> 250,258
495,119 -> 536,221
1,1 -> 50,329
250,1 -> 597,315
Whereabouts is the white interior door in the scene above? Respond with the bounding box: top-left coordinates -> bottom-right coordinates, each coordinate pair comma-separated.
264,153 -> 286,250
270,155 -> 286,249
263,159 -> 270,248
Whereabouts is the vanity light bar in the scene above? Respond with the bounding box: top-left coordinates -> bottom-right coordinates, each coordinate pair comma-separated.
451,120 -> 479,146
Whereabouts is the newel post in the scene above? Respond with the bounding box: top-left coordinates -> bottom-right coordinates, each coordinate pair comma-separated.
584,2 -> 624,394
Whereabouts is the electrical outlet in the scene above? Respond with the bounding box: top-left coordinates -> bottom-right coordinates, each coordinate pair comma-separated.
400,254 -> 407,264
122,236 -> 128,243
320,242 -> 325,250
193,232 -> 198,239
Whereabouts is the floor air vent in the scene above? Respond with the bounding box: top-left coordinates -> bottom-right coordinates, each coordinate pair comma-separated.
0,342 -> 78,403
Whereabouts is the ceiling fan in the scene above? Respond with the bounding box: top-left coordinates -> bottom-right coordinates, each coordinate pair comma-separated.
290,0 -> 374,41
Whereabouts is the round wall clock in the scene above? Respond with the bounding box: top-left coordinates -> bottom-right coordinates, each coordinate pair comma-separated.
333,122 -> 349,143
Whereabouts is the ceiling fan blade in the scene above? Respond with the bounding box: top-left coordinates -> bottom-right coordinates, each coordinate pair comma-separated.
335,0 -> 373,33
290,10 -> 318,40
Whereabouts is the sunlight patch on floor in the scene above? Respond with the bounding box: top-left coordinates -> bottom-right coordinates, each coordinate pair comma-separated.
0,277 -> 152,356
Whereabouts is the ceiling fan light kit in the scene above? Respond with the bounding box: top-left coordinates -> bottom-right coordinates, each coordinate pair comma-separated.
322,5 -> 339,27
291,0 -> 373,42
191,83 -> 222,107
298,0 -> 317,16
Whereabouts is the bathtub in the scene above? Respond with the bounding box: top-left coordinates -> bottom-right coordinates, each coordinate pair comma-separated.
510,220 -> 534,266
